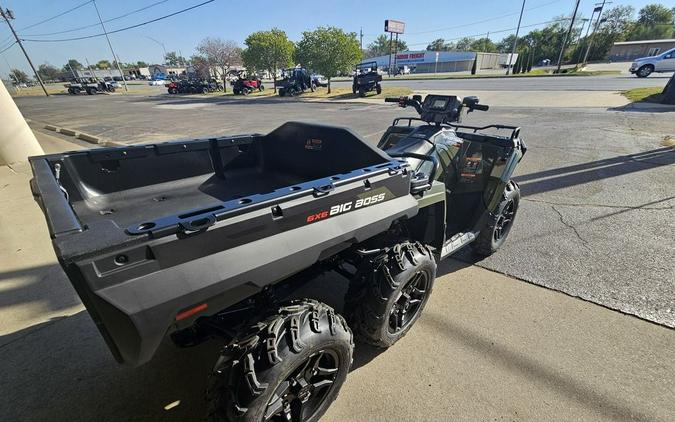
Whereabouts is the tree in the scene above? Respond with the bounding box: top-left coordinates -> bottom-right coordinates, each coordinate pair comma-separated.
469,37 -> 497,53
37,63 -> 61,82
454,37 -> 474,51
196,37 -> 242,92
365,34 -> 408,58
164,51 -> 186,66
628,4 -> 673,40
189,54 -> 211,79
426,38 -> 454,51
241,28 -> 294,93
9,68 -> 29,84
66,59 -> 83,70
581,6 -> 635,61
96,60 -> 111,70
136,61 -> 148,68
496,35 -> 517,53
295,26 -> 361,94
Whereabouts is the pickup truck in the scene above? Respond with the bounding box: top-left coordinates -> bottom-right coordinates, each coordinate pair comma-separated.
30,94 -> 526,422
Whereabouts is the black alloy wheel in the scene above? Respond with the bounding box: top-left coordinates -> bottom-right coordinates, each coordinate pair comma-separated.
263,349 -> 341,421
388,270 -> 430,334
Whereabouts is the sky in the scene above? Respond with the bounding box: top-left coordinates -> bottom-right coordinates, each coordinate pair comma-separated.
0,0 -> 668,77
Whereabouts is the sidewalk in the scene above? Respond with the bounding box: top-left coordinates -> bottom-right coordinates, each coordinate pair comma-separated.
313,89 -> 631,108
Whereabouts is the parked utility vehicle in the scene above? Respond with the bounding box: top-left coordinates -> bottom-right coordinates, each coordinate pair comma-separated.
353,61 -> 383,96
30,94 -> 525,422
65,78 -> 116,95
275,67 -> 315,96
232,75 -> 264,95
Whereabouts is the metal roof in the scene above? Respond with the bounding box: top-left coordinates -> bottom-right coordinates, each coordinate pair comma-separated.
613,39 -> 675,46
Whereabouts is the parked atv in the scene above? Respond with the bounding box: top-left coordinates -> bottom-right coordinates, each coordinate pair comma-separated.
167,79 -> 221,94
275,67 -> 315,96
353,61 -> 383,96
65,78 -> 116,95
232,76 -> 264,95
29,93 -> 525,422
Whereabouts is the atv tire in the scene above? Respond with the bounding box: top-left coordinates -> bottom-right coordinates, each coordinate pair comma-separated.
471,180 -> 520,256
352,84 -> 357,94
345,241 -> 436,348
279,88 -> 286,97
207,299 -> 353,422
376,84 -> 382,95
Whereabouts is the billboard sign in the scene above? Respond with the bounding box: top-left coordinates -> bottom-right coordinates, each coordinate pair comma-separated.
385,19 -> 405,34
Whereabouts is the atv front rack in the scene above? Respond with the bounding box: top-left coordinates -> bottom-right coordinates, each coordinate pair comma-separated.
392,117 -> 522,142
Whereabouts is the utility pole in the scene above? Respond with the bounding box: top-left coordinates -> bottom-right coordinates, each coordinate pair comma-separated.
576,9 -> 596,64
556,0 -> 581,74
146,36 -> 167,64
582,0 -> 610,66
393,33 -> 399,76
92,0 -> 127,92
0,6 -> 49,96
387,32 -> 393,77
359,27 -> 363,51
506,0 -> 526,75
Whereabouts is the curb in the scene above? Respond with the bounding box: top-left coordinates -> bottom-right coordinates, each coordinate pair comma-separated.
31,120 -> 124,147
58,127 -> 78,136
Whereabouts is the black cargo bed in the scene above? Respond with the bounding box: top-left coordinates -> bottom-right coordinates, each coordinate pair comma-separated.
30,122 -> 417,365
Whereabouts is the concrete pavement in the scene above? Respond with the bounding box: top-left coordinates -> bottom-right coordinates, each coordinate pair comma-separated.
0,156 -> 672,420
1,152 -> 673,421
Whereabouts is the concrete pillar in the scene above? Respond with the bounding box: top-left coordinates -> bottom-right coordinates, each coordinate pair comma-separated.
0,79 -> 43,165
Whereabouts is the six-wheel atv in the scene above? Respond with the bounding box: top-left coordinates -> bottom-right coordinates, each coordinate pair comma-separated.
275,67 -> 316,96
232,76 -> 264,95
29,93 -> 525,422
353,61 -> 383,97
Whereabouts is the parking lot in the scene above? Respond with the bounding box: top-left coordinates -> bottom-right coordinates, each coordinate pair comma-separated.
2,88 -> 674,421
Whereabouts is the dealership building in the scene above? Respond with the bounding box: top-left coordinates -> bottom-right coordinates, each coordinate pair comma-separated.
609,39 -> 675,61
362,50 -> 517,73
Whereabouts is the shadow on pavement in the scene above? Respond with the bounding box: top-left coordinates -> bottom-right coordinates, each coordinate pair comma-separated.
0,263 -> 80,325
515,147 -> 675,195
420,311 -> 654,422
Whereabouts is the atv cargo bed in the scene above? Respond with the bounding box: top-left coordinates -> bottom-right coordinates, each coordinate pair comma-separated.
29,122 -> 416,365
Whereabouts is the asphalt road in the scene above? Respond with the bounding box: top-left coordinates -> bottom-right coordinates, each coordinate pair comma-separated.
13,93 -> 675,328
332,74 -> 672,91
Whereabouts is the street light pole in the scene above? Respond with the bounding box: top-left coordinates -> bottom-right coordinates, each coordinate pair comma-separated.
92,0 -> 127,92
555,0 -> 581,74
145,36 -> 167,64
506,0 -> 526,75
0,6 -> 49,96
582,0 -> 610,66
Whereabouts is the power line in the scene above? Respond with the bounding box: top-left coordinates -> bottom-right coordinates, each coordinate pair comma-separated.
18,0 -> 93,31
22,0 -> 215,43
405,18 -> 570,48
0,40 -> 15,54
406,0 -> 562,35
23,0 -> 171,37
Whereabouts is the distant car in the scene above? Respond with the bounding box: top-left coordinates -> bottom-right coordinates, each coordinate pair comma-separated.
630,48 -> 675,77
148,79 -> 165,86
113,76 -> 124,81
312,74 -> 328,87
